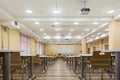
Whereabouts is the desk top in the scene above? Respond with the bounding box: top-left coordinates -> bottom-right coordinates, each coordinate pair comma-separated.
39,56 -> 53,58
102,50 -> 120,53
21,54 -> 37,57
79,54 -> 92,57
66,56 -> 74,58
0,50 -> 20,53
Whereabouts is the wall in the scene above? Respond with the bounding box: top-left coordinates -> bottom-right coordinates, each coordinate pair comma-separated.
44,44 -> 82,55
109,20 -> 120,50
0,26 -> 2,49
87,37 -> 108,53
9,29 -> 20,50
41,43 -> 45,55
0,26 -> 20,50
2,27 -> 9,50
35,41 -> 39,54
30,38 -> 36,54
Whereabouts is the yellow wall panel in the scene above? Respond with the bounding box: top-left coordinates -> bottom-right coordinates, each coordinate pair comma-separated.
35,41 -> 39,54
44,44 -> 81,55
42,43 -> 45,55
0,26 -> 1,49
9,29 -> 20,50
30,38 -> 36,54
86,37 -> 109,53
109,20 -> 120,50
2,27 -> 9,50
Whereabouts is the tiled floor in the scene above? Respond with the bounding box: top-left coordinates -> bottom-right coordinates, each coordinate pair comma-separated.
35,59 -> 80,80
0,59 -> 115,80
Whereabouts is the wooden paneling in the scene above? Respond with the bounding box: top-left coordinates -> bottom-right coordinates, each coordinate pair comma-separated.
9,29 -> 20,50
42,43 -> 45,54
0,26 -> 1,49
30,38 -> 36,54
35,41 -> 39,54
109,20 -> 120,50
86,37 -> 109,53
45,44 -> 81,55
2,27 -> 9,50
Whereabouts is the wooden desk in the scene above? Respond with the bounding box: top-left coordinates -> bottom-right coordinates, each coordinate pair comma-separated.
0,50 -> 20,80
102,50 -> 120,80
39,56 -> 49,74
79,53 -> 115,80
21,54 -> 37,80
79,54 -> 92,80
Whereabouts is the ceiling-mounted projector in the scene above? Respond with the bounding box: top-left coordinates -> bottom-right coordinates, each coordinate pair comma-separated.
80,7 -> 90,15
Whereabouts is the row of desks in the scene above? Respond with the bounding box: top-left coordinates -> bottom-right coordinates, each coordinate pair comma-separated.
66,50 -> 120,80
0,50 -> 55,80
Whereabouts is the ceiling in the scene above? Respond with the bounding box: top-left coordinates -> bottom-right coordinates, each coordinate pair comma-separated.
0,0 -> 120,44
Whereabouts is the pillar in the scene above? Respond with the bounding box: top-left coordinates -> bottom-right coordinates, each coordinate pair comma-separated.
109,19 -> 120,80
82,37 -> 87,54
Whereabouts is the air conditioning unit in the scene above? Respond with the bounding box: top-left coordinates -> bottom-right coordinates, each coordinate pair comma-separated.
0,21 -> 20,29
80,7 -> 90,15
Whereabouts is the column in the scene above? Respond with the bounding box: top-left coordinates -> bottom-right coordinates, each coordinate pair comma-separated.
82,37 -> 87,54
109,19 -> 120,80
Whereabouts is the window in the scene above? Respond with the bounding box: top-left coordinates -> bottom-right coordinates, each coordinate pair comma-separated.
105,44 -> 109,50
39,42 -> 42,55
20,34 -> 30,54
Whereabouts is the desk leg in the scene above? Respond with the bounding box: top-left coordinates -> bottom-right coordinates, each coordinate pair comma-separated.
3,53 -> 11,80
42,58 -> 46,74
115,53 -> 120,80
80,56 -> 85,80
28,56 -> 36,80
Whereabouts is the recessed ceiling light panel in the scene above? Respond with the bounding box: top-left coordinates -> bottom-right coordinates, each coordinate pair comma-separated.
53,9 -> 60,14
25,10 -> 33,13
107,9 -> 114,14
40,29 -> 44,31
93,22 -> 99,25
74,22 -> 79,25
35,22 -> 40,25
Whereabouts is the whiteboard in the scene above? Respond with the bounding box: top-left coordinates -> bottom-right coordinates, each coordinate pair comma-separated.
57,49 -> 74,54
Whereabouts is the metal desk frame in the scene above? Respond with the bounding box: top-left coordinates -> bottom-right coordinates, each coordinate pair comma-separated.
0,50 -> 20,80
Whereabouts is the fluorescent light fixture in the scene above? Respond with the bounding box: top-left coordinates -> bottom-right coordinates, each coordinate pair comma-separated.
107,9 -> 114,14
75,35 -> 81,39
90,39 -> 93,42
74,22 -> 79,25
44,36 -> 51,39
70,29 -> 74,31
53,9 -> 60,14
93,22 -> 99,25
40,29 -> 44,31
35,22 -> 40,25
101,34 -> 106,37
54,36 -> 61,39
25,10 -> 32,13
100,22 -> 108,28
115,14 -> 120,19
55,28 -> 61,31
65,36 -> 72,39
54,22 -> 60,25
105,28 -> 109,31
